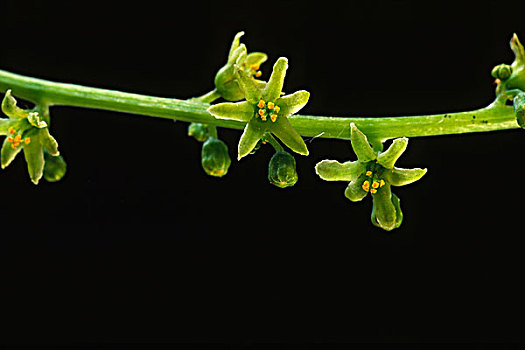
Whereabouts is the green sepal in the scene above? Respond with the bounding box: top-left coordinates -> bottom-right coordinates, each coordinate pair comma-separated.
22,132 -> 44,184
268,151 -> 298,188
370,183 -> 397,231
1,137 -> 22,169
187,123 -> 209,142
231,44 -> 247,65
228,31 -> 245,61
40,127 -> 59,156
0,118 -> 11,135
238,121 -> 266,160
344,174 -> 369,202
511,33 -> 524,66
245,52 -> 267,67
277,90 -> 310,117
267,116 -> 308,156
315,160 -> 365,182
376,137 -> 408,169
234,67 -> 262,104
371,190 -> 402,231
350,123 -> 377,162
43,151 -> 67,182
384,167 -> 427,186
207,101 -> 254,122
2,90 -> 28,119
201,137 -> 231,177
514,92 -> 525,128
263,57 -> 288,102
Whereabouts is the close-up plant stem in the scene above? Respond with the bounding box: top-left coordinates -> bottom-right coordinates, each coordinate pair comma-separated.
0,68 -> 518,145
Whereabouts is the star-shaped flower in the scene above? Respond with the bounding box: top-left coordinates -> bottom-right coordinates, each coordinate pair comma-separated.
208,57 -> 309,159
214,31 -> 268,101
0,90 -> 60,184
315,123 -> 427,231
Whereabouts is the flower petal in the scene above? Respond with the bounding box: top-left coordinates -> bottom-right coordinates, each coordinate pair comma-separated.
2,90 -> 28,119
234,68 -> 262,104
315,160 -> 365,181
344,174 -> 369,202
238,120 -> 266,160
371,184 -> 397,231
263,57 -> 288,102
384,167 -> 427,186
40,128 -> 59,156
350,123 -> 376,162
0,118 -> 12,135
208,101 -> 254,122
376,137 -> 408,169
511,33 -> 524,66
245,52 -> 267,67
277,91 -> 310,117
23,132 -> 44,184
231,44 -> 247,65
1,137 -> 22,168
227,31 -> 245,61
267,116 -> 308,156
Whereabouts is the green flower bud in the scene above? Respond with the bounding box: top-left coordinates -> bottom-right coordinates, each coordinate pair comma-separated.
187,122 -> 209,142
201,137 -> 231,177
43,152 -> 67,182
371,192 -> 402,231
514,92 -> 525,128
491,64 -> 512,80
268,151 -> 298,188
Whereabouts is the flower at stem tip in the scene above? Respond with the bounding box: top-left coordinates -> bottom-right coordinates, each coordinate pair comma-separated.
315,123 -> 427,231
0,90 -> 61,184
208,57 -> 310,160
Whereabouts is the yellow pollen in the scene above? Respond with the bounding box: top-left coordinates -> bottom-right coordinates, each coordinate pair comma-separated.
261,115 -> 267,121
379,179 -> 385,187
8,127 -> 16,135
370,188 -> 377,194
255,71 -> 262,77
365,171 -> 372,176
24,137 -> 31,145
258,109 -> 265,116
11,143 -> 17,149
362,180 -> 370,192
14,135 -> 21,142
267,102 -> 275,109
274,106 -> 280,113
270,114 -> 277,122
257,100 -> 265,108
372,181 -> 379,189
250,64 -> 259,70
241,62 -> 246,66
7,136 -> 13,143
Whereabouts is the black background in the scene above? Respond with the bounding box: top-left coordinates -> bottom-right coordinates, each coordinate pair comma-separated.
0,0 -> 524,344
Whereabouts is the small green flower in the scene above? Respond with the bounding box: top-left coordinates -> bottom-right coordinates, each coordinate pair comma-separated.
188,122 -> 209,142
201,137 -> 231,177
268,151 -> 298,188
315,123 -> 427,231
493,33 -> 525,95
208,57 -> 310,160
43,151 -> 67,182
214,31 -> 268,101
0,90 -> 60,184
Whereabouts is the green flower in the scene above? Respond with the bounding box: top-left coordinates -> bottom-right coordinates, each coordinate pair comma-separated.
214,31 -> 268,101
208,57 -> 309,160
493,33 -> 525,95
201,137 -> 231,177
268,151 -> 298,188
315,123 -> 427,231
0,90 -> 60,184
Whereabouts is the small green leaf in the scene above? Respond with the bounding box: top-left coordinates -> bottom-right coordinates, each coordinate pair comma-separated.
376,137 -> 408,169
344,174 -> 369,202
208,101 -> 254,122
267,116 -> 308,156
263,57 -> 288,102
315,160 -> 365,181
384,167 -> 427,186
22,133 -> 44,184
277,90 -> 310,117
238,121 -> 266,160
350,123 -> 376,162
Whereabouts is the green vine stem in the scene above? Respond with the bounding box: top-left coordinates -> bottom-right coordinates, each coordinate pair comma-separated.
0,69 -> 517,144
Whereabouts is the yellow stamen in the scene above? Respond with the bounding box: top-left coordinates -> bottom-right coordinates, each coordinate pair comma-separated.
11,143 -> 17,149
24,137 -> 31,145
372,181 -> 379,189
255,71 -> 262,77
379,179 -> 385,187
257,100 -> 265,108
250,64 -> 259,70
7,136 -> 13,143
270,114 -> 277,122
370,188 -> 377,194
241,62 -> 246,66
14,135 -> 21,142
261,115 -> 267,121
274,106 -> 280,113
362,180 -> 370,192
258,109 -> 265,116
267,102 -> 275,109
365,171 -> 372,176
8,127 -> 16,135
